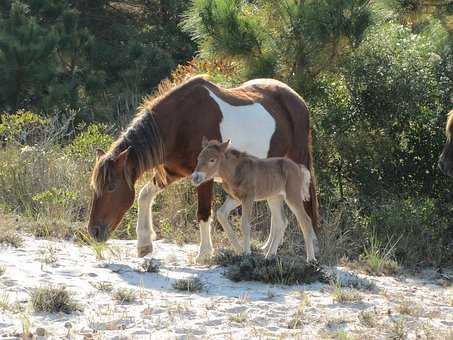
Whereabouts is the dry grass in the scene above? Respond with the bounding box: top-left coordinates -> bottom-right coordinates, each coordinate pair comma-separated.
331,284 -> 362,304
30,286 -> 80,313
387,318 -> 407,340
0,265 -> 5,276
38,245 -> 58,264
0,231 -> 23,248
358,310 -> 379,328
91,281 -> 113,293
229,311 -> 247,324
112,288 -> 137,303
172,277 -> 203,292
139,259 -> 159,273
396,299 -> 423,317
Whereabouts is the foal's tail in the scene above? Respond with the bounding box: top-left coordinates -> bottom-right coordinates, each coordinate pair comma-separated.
277,85 -> 320,229
300,165 -> 311,202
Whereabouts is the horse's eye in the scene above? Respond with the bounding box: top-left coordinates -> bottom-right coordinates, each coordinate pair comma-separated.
209,159 -> 216,164
106,183 -> 116,192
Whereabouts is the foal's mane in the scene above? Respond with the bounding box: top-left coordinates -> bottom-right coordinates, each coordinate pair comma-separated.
446,109 -> 453,141
91,75 -> 211,195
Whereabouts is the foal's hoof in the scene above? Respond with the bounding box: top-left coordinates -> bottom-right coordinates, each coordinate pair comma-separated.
137,244 -> 153,258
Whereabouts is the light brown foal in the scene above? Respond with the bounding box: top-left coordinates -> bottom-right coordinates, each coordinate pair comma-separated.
191,138 -> 317,262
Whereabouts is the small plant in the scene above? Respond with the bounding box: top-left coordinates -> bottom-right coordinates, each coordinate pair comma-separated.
388,318 -> 407,340
331,281 -> 362,304
30,286 -> 80,313
38,245 -> 58,264
361,233 -> 400,275
139,259 -> 159,273
229,311 -> 247,324
172,277 -> 203,292
358,310 -> 378,328
91,281 -> 113,293
112,288 -> 137,303
288,293 -> 311,329
0,231 -> 24,248
0,290 -> 11,311
396,299 -> 422,317
20,314 -> 32,339
0,265 -> 5,276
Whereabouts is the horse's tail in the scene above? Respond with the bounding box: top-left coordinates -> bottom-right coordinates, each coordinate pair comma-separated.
278,85 -> 320,230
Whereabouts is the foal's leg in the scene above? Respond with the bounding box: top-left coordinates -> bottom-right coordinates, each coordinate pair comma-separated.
286,194 -> 317,262
240,197 -> 254,254
136,180 -> 162,257
195,180 -> 215,263
216,196 -> 243,254
265,196 -> 287,257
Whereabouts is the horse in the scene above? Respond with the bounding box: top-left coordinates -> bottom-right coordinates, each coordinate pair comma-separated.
87,75 -> 318,263
192,138 -> 316,261
439,109 -> 453,176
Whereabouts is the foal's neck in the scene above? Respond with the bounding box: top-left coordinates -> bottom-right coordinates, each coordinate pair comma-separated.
217,149 -> 249,183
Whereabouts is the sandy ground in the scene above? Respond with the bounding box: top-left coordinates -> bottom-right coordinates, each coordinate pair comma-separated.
0,236 -> 452,339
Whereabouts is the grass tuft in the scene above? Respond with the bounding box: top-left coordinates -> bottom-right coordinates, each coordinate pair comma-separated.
139,259 -> 159,273
361,234 -> 400,276
30,286 -> 80,313
331,283 -> 362,304
172,277 -> 203,292
0,231 -> 24,248
112,288 -> 137,303
358,310 -> 379,328
91,281 -> 113,293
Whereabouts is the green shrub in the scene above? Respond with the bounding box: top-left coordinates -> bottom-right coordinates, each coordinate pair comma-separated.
172,277 -> 203,292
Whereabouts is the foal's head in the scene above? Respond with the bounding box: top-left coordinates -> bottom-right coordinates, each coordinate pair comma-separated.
191,137 -> 230,186
439,109 -> 453,176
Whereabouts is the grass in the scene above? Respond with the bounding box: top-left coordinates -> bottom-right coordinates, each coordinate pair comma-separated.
172,277 -> 203,292
38,245 -> 58,264
0,265 -> 5,276
30,286 -> 80,313
288,294 -> 310,329
91,281 -> 113,293
388,318 -> 407,340
358,310 -> 379,328
396,299 -> 423,317
112,288 -> 137,303
139,259 -> 159,273
361,234 -> 400,276
0,231 -> 24,248
229,311 -> 247,323
212,249 -> 327,285
331,283 -> 362,304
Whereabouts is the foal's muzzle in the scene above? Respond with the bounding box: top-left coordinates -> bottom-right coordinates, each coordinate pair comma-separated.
191,171 -> 206,186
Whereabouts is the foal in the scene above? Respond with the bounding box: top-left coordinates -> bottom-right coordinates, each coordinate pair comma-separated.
191,138 -> 317,262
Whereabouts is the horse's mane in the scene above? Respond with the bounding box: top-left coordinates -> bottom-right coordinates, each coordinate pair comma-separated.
446,109 -> 453,141
91,75 -> 211,195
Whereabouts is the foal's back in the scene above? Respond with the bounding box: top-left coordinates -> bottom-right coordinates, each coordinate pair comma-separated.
226,150 -> 309,201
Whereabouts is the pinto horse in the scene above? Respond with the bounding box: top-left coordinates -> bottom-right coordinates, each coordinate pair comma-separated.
439,109 -> 453,176
87,75 -> 318,262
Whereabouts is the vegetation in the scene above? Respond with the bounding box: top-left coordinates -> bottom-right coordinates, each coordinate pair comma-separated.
112,287 -> 137,303
0,0 -> 452,270
172,277 -> 204,292
30,286 -> 80,313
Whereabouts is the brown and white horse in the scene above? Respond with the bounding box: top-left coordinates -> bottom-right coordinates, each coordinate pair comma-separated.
87,75 -> 318,262
439,109 -> 453,176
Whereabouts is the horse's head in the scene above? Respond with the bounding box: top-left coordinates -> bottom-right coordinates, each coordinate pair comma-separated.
439,110 -> 453,177
192,137 -> 230,186
87,148 -> 136,242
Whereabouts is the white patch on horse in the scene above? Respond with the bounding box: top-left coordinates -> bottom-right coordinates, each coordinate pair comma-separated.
206,88 -> 276,158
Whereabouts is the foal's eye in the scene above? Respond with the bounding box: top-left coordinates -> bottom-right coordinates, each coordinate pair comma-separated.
106,183 -> 116,192
209,159 -> 216,164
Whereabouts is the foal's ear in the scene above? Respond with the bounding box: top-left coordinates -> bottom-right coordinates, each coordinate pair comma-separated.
96,149 -> 105,160
219,139 -> 231,153
201,136 -> 209,148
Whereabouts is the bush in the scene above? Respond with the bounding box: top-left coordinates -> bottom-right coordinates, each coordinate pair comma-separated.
30,286 -> 80,313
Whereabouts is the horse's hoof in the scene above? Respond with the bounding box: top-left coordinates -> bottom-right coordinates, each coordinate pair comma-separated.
195,251 -> 213,264
137,244 -> 153,258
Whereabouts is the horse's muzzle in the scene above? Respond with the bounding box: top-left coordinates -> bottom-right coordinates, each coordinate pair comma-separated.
88,224 -> 109,242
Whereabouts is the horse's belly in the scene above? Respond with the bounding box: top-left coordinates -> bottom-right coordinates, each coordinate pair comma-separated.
206,89 -> 276,158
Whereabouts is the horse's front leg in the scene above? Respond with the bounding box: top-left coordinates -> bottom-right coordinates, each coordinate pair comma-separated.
240,197 -> 254,254
136,180 -> 162,257
195,180 -> 214,263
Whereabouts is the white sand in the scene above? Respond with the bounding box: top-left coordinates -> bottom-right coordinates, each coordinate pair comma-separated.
0,236 -> 452,339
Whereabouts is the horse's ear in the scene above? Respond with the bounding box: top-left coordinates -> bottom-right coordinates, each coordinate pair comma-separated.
114,147 -> 131,168
201,136 -> 209,148
219,139 -> 231,153
96,149 -> 105,160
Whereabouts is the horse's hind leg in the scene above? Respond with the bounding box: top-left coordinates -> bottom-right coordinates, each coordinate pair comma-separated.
285,192 -> 317,262
136,180 -> 162,257
216,196 -> 243,254
264,196 -> 287,257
